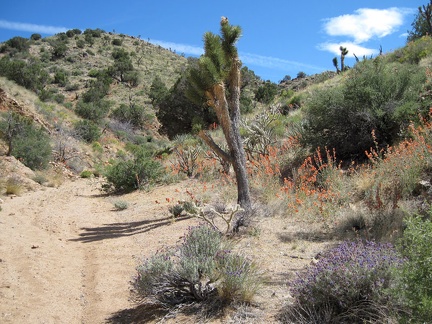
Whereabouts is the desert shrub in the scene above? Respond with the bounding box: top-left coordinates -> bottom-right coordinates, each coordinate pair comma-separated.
156,61 -> 217,139
282,240 -> 403,323
149,75 -> 168,105
240,93 -> 253,114
1,113 -> 51,170
73,119 -> 101,143
110,103 -> 146,128
50,41 -> 68,59
4,36 -> 30,53
53,93 -> 65,104
83,28 -> 104,38
65,30 -> 75,38
393,213 -> 432,322
88,69 -> 99,78
134,225 -> 261,307
111,38 -> 122,46
5,176 -> 22,195
55,33 -> 68,41
113,200 -> 129,210
254,80 -> 278,104
75,99 -> 111,122
11,126 -> 52,170
388,36 -> 432,64
32,172 -> 47,185
81,71 -> 112,103
297,71 -> 307,78
104,147 -> 164,192
301,59 -> 426,161
80,170 -> 93,178
65,83 -> 79,91
108,48 -> 134,83
76,39 -> 85,49
86,49 -> 95,56
84,33 -> 95,46
53,69 -> 68,86
0,57 -> 50,92
30,33 -> 42,41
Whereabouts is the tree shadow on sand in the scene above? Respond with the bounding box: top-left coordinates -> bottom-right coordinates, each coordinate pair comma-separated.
107,303 -> 169,324
69,215 -> 192,243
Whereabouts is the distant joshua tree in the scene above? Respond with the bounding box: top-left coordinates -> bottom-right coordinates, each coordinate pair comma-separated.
333,46 -> 349,74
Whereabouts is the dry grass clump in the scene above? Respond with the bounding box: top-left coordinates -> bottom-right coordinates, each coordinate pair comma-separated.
5,175 -> 23,195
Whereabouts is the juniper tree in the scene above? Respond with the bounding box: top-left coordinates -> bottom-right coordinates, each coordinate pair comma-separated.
187,17 -> 251,210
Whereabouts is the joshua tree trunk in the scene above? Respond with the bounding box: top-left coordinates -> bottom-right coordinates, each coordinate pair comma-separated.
188,17 -> 252,211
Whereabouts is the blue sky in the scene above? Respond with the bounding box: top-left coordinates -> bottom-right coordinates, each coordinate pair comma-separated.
0,1 -> 420,82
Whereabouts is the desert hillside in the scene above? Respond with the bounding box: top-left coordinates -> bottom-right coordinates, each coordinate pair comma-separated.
2,16 -> 432,323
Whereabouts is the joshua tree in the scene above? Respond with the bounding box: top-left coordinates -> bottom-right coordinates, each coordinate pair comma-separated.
340,46 -> 349,72
332,46 -> 349,74
408,0 -> 432,41
332,57 -> 340,74
187,17 -> 251,211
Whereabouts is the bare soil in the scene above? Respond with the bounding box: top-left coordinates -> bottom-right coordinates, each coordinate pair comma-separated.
0,175 -> 333,323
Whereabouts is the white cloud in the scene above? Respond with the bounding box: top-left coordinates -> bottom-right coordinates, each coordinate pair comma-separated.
150,39 -> 325,72
150,39 -> 204,56
317,42 -> 378,58
323,8 -> 413,43
240,52 -> 324,72
0,19 -> 68,34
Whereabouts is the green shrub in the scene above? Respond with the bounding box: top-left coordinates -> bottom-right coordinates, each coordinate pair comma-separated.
51,41 -> 68,59
30,33 -> 42,41
76,39 -> 85,49
134,225 -> 261,307
65,83 -> 79,91
80,170 -> 93,178
113,200 -> 129,210
73,120 -> 101,143
0,57 -> 50,92
112,38 -> 122,46
389,36 -> 432,64
75,99 -> 110,122
301,59 -> 426,160
149,76 -> 168,105
53,93 -> 65,104
297,71 -> 307,78
254,81 -> 278,104
394,213 -> 432,322
53,69 -> 68,86
111,103 -> 146,128
88,69 -> 99,78
5,36 -> 30,53
104,147 -> 164,192
0,114 -> 52,170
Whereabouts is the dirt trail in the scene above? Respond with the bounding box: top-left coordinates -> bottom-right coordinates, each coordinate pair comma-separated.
0,177 -> 331,323
0,178 -> 201,323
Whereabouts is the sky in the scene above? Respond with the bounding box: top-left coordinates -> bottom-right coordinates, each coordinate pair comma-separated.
0,1 -> 421,82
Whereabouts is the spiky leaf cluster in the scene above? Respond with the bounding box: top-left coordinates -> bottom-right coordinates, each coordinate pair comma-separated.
187,19 -> 242,106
